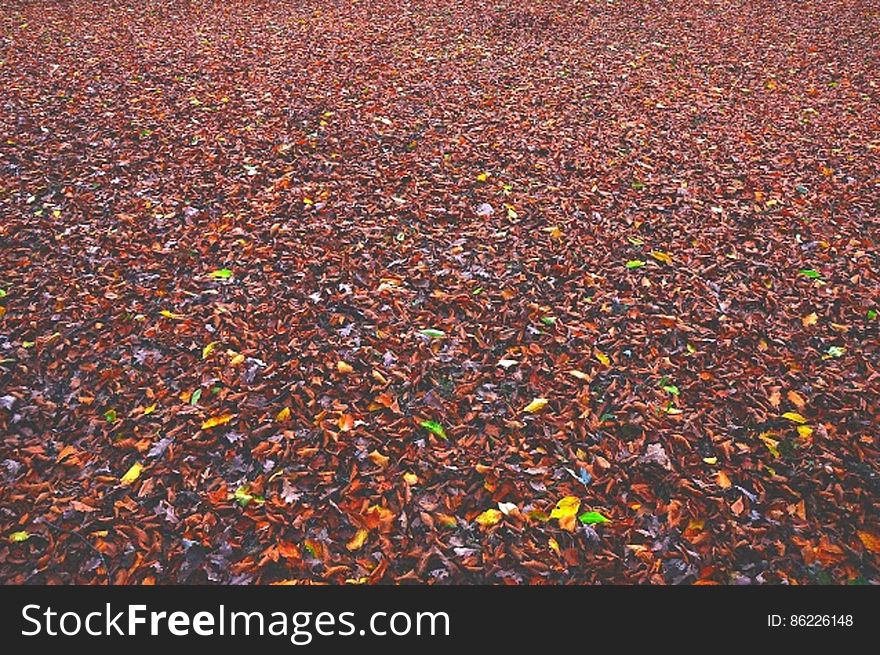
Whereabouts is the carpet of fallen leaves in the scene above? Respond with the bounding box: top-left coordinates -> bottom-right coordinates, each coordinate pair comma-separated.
1,0 -> 878,585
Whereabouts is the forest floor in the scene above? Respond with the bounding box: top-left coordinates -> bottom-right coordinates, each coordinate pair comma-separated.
0,0 -> 878,584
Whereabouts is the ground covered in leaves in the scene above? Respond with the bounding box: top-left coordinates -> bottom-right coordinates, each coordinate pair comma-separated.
1,0 -> 878,584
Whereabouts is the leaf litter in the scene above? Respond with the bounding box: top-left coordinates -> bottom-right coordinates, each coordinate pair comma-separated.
0,0 -> 877,585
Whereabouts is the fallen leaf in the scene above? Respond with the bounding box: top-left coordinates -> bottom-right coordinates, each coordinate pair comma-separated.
201,414 -> 234,430
522,397 -> 549,413
475,508 -> 503,527
857,531 -> 880,554
120,462 -> 143,485
419,419 -> 448,440
346,528 -> 369,551
549,496 -> 581,531
782,412 -> 807,424
578,510 -> 610,525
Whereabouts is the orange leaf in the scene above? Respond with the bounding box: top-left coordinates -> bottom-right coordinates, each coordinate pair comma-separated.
857,531 -> 880,554
338,413 -> 354,432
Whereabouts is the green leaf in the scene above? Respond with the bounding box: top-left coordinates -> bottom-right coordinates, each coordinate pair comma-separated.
234,485 -> 264,507
190,388 -> 202,406
209,268 -> 233,279
104,408 -> 117,423
9,531 -> 31,543
631,180 -> 645,190
540,316 -> 557,326
825,345 -> 845,358
867,309 -> 877,320
419,328 -> 445,339
799,268 -> 821,279
661,383 -> 680,396
0,288 -> 6,299
420,420 -> 448,440
579,511 -> 611,525
626,259 -> 646,269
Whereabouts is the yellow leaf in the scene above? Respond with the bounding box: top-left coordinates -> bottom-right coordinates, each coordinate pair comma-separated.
201,414 -> 234,430
802,313 -> 818,327
522,397 -> 548,413
650,250 -> 673,265
120,462 -> 143,485
346,528 -> 369,551
568,369 -> 590,380
797,425 -> 813,440
475,508 -> 503,527
703,456 -> 718,465
476,172 -> 490,182
229,353 -> 245,366
159,309 -> 184,319
782,412 -> 807,424
368,450 -> 389,468
549,496 -> 581,531
336,360 -> 354,374
403,472 -> 419,485
759,433 -> 780,458
202,341 -> 219,359
9,531 -> 30,543
548,537 -> 560,554
276,407 -> 291,422
595,351 -> 611,366
143,403 -> 157,416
